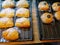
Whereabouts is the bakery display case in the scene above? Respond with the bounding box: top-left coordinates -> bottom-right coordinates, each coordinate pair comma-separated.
0,0 -> 60,44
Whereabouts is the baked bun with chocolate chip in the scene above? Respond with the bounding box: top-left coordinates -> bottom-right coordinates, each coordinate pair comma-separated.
41,13 -> 53,24
54,11 -> 60,20
38,1 -> 49,11
52,2 -> 60,11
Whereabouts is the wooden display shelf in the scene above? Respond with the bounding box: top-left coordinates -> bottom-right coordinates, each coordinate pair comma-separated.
0,0 -> 60,44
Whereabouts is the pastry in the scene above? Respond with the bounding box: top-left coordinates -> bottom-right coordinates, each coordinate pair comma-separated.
2,0 -> 15,8
16,0 -> 29,8
41,13 -> 53,24
16,8 -> 30,18
0,17 -> 14,28
54,11 -> 60,20
0,8 -> 15,18
15,18 -> 30,28
52,2 -> 60,11
38,1 -> 49,11
2,28 -> 19,40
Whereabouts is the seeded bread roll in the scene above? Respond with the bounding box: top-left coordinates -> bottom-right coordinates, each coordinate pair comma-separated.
2,28 -> 19,40
38,1 -> 49,11
41,13 -> 53,24
52,2 -> 60,11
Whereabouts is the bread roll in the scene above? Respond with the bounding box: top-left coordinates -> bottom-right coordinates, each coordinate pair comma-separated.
16,0 -> 29,8
2,28 -> 19,40
38,1 -> 49,11
2,1 -> 15,8
52,2 -> 60,11
16,8 -> 30,18
41,13 -> 53,24
54,11 -> 60,20
15,18 -> 30,28
0,18 -> 14,28
0,8 -> 15,18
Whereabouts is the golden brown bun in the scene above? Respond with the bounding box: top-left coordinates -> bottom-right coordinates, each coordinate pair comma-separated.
0,18 -> 14,28
16,0 -> 29,8
16,8 -> 30,18
41,13 -> 53,24
52,2 -> 60,11
2,1 -> 15,8
0,8 -> 15,18
2,28 -> 19,40
54,11 -> 60,20
38,1 -> 49,11
15,18 -> 30,28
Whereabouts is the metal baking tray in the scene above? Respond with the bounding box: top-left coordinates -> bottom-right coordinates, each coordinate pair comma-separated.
0,0 -> 33,42
36,0 -> 60,40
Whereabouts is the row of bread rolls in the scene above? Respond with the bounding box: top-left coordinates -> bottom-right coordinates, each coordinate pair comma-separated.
1,17 -> 30,40
2,0 -> 29,8
2,17 -> 30,41
2,17 -> 30,40
0,8 -> 30,18
38,1 -> 60,11
1,0 -> 30,41
0,17 -> 30,28
40,11 -> 60,24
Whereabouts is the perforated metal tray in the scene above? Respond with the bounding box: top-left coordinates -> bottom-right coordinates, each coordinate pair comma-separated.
0,0 -> 33,42
36,0 -> 60,40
